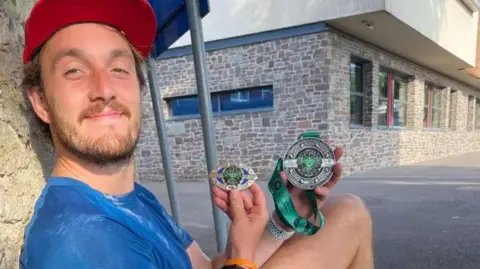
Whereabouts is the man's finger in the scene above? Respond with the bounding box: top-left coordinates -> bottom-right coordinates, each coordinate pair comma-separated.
249,183 -> 267,208
213,186 -> 228,202
334,147 -> 343,161
324,162 -> 343,189
280,171 -> 295,190
279,171 -> 288,185
214,197 -> 228,213
229,189 -> 246,219
313,186 -> 330,201
240,191 -> 253,211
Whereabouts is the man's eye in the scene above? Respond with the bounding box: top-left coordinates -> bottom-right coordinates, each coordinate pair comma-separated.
112,68 -> 128,74
64,69 -> 80,75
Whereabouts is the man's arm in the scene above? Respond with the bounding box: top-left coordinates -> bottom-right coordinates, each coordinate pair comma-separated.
187,213 -> 287,269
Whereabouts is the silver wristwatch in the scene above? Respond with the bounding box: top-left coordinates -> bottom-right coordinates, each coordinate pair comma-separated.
267,213 -> 295,240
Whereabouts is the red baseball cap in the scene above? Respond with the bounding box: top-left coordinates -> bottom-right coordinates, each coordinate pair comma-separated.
23,0 -> 157,64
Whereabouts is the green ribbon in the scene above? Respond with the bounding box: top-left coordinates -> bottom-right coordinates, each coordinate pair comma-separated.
267,132 -> 325,236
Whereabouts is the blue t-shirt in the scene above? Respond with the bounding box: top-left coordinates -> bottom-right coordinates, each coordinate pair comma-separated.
19,177 -> 194,269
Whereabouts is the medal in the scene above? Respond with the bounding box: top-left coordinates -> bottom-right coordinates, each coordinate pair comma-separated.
283,135 -> 336,190
209,162 -> 258,190
267,132 -> 336,236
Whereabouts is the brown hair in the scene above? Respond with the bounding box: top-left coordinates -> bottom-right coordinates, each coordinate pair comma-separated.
21,37 -> 147,144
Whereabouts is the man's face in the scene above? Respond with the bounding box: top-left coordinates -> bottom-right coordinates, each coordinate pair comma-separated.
34,23 -> 142,164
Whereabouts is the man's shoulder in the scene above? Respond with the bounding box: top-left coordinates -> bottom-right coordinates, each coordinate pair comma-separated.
31,179 -> 102,219
20,185 -> 148,269
24,183 -> 113,241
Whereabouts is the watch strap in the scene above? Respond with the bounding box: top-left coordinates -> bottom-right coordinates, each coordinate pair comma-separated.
267,213 -> 295,240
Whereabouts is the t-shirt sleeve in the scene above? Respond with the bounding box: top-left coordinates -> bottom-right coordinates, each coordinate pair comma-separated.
138,184 -> 194,249
21,214 -> 157,269
163,209 -> 194,249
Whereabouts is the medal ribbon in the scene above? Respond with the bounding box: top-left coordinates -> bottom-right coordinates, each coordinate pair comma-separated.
267,132 -> 325,236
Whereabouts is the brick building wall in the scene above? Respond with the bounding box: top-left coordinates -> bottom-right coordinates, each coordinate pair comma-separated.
136,29 -> 480,182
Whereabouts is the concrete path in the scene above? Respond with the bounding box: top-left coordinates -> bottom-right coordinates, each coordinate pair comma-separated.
142,152 -> 480,269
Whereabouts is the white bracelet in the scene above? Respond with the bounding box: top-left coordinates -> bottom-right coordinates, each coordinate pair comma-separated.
267,213 -> 295,241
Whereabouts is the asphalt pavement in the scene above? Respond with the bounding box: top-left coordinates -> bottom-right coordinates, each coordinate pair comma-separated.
142,151 -> 480,269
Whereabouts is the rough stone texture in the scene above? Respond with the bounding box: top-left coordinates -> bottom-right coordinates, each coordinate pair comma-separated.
449,90 -> 459,131
138,33 -> 331,181
406,77 -> 425,130
440,87 -> 451,131
1,1 -> 49,268
467,96 -> 477,131
137,29 -> 480,182
328,29 -> 480,174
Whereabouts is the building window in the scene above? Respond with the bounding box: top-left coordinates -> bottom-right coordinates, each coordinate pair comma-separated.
166,86 -> 274,117
423,84 -> 442,129
476,98 -> 480,130
448,89 -> 456,130
378,68 -> 408,127
350,60 -> 364,125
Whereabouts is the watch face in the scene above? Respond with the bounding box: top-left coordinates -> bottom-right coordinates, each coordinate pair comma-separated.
209,162 -> 258,190
283,137 -> 336,190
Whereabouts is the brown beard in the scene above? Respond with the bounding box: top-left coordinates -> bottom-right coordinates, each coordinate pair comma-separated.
49,100 -> 141,166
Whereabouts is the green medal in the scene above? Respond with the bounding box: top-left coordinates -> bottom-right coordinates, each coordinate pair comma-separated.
209,162 -> 258,190
268,132 -> 336,235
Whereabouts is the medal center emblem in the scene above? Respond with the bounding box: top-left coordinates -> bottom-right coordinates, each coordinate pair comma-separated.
296,148 -> 323,178
223,166 -> 243,185
209,162 -> 258,190
283,136 -> 336,190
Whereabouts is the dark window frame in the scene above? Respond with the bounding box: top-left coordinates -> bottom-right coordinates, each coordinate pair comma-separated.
476,98 -> 480,131
349,59 -> 365,126
378,67 -> 409,128
424,84 -> 442,129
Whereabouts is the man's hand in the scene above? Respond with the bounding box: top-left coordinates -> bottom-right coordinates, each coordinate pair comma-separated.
274,142 -> 344,229
213,183 -> 269,261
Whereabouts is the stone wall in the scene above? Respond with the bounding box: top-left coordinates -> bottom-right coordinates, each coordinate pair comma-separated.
136,28 -> 480,182
327,30 -> 480,174
0,1 -> 51,268
137,32 -> 332,181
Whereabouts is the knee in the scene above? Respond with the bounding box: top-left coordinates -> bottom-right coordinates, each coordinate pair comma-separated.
324,193 -> 372,229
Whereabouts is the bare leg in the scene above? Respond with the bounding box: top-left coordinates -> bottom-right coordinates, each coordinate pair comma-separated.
261,194 -> 374,269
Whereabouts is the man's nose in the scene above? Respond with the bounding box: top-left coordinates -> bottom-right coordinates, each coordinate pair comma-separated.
88,68 -> 115,101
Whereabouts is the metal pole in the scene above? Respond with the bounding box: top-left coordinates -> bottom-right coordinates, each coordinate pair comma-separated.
146,53 -> 183,226
185,0 -> 228,252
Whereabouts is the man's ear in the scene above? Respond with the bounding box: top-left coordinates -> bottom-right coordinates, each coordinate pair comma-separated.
27,87 -> 51,124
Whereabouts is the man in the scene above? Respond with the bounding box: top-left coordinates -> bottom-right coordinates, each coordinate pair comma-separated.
19,0 -> 374,268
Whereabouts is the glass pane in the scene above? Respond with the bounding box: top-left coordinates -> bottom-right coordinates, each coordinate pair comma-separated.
350,63 -> 363,93
394,77 -> 407,102
378,72 -> 388,102
432,108 -> 441,128
350,95 -> 363,125
393,101 -> 407,127
169,95 -> 219,116
220,88 -> 274,112
432,90 -> 442,108
424,107 -> 429,127
424,87 -> 429,106
211,95 -> 219,112
377,98 -> 388,126
169,96 -> 200,116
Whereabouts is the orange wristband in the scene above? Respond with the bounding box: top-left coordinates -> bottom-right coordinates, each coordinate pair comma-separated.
224,258 -> 257,269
